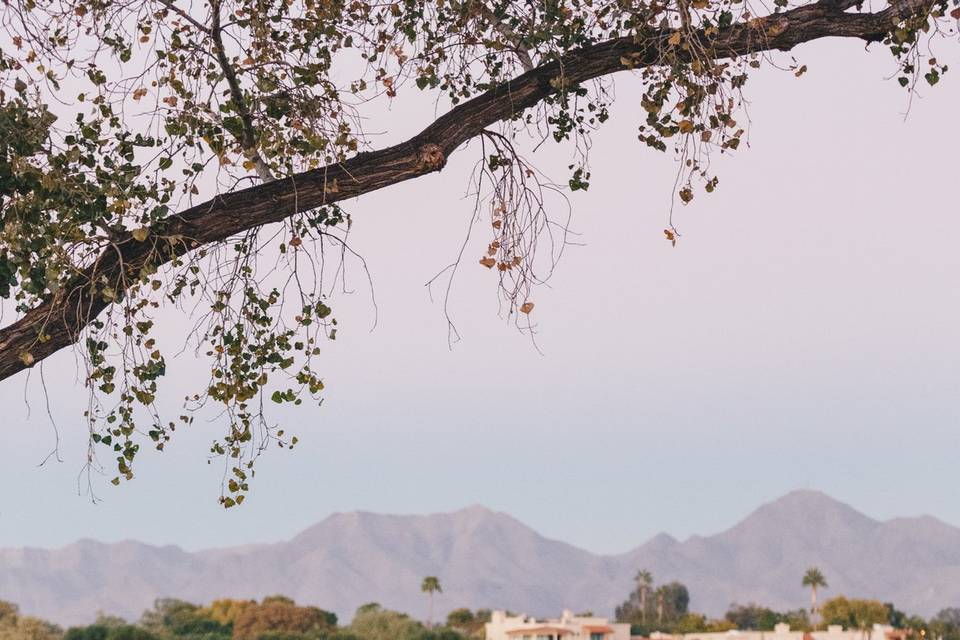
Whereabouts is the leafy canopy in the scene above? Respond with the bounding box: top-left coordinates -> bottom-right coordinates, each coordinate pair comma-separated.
802,568 -> 828,589
0,0 -> 957,504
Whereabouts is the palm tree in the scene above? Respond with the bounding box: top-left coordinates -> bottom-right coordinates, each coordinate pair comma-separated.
802,567 -> 828,625
421,576 -> 442,628
634,570 -> 654,624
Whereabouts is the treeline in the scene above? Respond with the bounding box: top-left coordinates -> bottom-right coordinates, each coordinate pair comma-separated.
614,574 -> 960,640
0,598 -> 489,640
5,591 -> 960,640
722,601 -> 960,639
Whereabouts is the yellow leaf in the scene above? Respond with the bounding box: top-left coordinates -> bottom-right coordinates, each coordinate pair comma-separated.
242,160 -> 257,171
668,31 -> 682,47
20,352 -> 34,366
132,227 -> 149,242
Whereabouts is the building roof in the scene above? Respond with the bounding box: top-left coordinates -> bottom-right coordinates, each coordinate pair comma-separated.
506,627 -> 575,636
583,627 -> 615,634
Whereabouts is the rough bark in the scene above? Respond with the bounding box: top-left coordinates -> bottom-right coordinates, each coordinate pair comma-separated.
0,0 -> 934,381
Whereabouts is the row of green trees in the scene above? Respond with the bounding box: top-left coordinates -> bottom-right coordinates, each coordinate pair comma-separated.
718,601 -> 960,637
4,580 -> 960,640
614,568 -> 825,634
0,598 -> 490,640
614,570 -> 960,640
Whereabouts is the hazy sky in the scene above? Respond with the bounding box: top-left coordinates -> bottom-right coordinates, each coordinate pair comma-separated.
1,36 -> 959,555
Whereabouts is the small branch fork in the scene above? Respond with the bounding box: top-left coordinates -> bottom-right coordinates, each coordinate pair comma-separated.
208,0 -> 275,182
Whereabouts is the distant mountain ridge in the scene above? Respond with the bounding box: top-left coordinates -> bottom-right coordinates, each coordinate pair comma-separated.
3,491 -> 959,627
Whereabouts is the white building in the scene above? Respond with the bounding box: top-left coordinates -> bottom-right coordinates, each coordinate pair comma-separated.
486,610 -> 632,640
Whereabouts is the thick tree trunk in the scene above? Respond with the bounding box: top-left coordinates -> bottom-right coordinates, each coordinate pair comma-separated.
0,0 -> 932,381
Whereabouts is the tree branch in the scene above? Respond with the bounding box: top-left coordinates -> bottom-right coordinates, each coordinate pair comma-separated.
0,0 -> 932,381
209,0 -> 275,182
155,0 -> 211,35
474,2 -> 536,71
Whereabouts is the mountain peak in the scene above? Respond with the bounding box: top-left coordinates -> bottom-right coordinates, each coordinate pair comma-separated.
453,504 -> 495,516
744,489 -> 875,524
645,532 -> 679,547
770,489 -> 851,508
724,490 -> 877,544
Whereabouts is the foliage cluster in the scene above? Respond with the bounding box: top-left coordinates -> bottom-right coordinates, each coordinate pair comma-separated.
444,609 -> 491,639
723,604 -> 810,631
0,599 -> 482,640
0,601 -> 63,640
4,594 -> 960,640
615,573 -> 709,635
1,0 -> 957,503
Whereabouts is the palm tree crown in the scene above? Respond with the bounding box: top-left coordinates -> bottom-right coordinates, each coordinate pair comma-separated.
421,576 -> 442,594
802,567 -> 828,589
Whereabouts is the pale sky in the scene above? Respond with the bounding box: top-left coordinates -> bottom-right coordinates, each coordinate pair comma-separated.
1,36 -> 959,555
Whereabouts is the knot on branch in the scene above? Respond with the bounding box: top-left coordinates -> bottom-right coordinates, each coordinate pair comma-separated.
748,15 -> 790,37
417,143 -> 446,172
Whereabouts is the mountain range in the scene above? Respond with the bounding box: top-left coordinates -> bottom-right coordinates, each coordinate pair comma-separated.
2,490 -> 959,627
